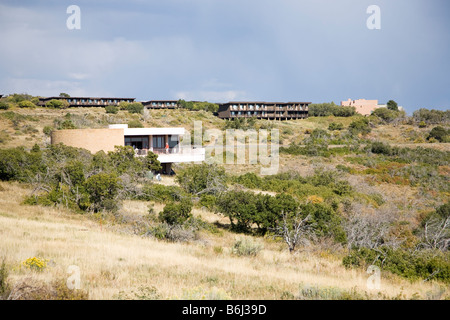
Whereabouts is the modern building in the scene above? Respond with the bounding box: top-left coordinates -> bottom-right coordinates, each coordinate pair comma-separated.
217,101 -> 310,120
340,99 -> 379,116
377,104 -> 404,112
38,96 -> 135,107
142,100 -> 179,109
51,124 -> 205,174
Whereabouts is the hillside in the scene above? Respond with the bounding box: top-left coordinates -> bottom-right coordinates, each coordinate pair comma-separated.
0,104 -> 449,300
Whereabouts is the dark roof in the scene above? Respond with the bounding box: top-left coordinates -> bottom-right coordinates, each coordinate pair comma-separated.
142,100 -> 179,103
220,101 -> 311,105
39,96 -> 135,101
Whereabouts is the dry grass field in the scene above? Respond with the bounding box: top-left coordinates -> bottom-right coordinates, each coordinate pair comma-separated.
0,181 -> 445,300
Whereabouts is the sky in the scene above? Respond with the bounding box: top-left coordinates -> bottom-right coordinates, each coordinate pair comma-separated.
0,0 -> 449,114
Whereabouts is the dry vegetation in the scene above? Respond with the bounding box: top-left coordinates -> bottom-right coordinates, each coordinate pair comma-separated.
0,105 -> 449,300
0,181 -> 444,300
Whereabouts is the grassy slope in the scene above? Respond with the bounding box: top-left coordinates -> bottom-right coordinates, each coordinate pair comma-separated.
0,106 -> 449,299
0,181 -> 439,300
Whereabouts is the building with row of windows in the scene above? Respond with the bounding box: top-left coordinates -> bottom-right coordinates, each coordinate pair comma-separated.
38,96 -> 135,107
217,101 -> 310,120
142,100 -> 179,109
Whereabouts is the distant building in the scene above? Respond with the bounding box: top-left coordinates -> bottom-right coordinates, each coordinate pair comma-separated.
341,99 -> 379,116
217,101 -> 310,120
38,96 -> 135,107
142,100 -> 179,109
377,104 -> 404,112
51,124 -> 205,174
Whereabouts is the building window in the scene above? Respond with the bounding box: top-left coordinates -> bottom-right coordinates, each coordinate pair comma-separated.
152,135 -> 165,149
125,136 -> 149,150
231,111 -> 235,116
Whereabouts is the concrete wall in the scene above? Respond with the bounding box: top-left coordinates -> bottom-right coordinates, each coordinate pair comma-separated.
51,128 -> 124,154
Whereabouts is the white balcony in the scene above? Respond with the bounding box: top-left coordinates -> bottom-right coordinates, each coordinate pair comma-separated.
135,146 -> 205,163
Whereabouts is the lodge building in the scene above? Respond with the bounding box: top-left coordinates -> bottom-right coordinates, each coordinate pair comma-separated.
142,100 -> 179,109
38,96 -> 135,107
217,101 -> 311,120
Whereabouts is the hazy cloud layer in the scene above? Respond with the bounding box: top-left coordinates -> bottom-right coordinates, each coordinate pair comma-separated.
0,0 -> 449,112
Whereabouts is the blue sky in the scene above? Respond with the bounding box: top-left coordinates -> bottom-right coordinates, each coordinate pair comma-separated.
0,0 -> 449,114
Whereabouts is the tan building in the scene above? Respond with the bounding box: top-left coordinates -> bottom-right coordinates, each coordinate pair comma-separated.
51,124 -> 205,174
341,99 -> 379,116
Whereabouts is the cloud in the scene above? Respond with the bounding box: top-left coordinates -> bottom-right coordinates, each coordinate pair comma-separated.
175,90 -> 249,103
0,77 -> 90,97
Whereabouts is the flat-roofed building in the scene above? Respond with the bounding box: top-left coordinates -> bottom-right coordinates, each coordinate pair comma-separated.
38,96 -> 135,107
51,124 -> 205,174
341,99 -> 379,116
142,100 -> 179,109
217,101 -> 310,120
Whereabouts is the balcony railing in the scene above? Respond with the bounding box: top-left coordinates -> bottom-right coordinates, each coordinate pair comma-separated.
134,146 -> 204,157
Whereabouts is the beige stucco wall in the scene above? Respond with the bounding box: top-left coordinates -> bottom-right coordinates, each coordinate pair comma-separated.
341,99 -> 379,116
51,128 -> 124,154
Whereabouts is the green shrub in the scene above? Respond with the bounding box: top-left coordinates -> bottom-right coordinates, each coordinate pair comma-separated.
148,222 -> 196,243
141,183 -> 186,202
176,163 -> 227,195
127,119 -> 144,128
413,108 -> 450,124
199,194 -> 217,210
43,126 -> 53,136
0,147 -> 44,181
348,117 -> 371,136
343,247 -> 450,283
231,238 -> 263,256
17,100 -> 36,108
427,126 -> 449,142
418,121 -> 427,128
0,101 -> 10,110
45,99 -> 69,109
370,141 -> 392,155
127,102 -> 144,114
57,119 -> 77,129
158,198 -> 193,225
328,122 -> 344,131
84,172 -> 120,212
105,105 -> 119,114
372,108 -> 402,123
0,258 -> 11,299
118,101 -> 130,110
300,202 -> 347,244
308,103 -> 356,117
